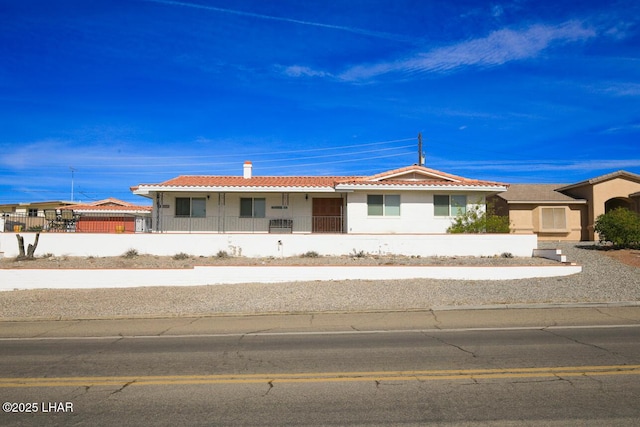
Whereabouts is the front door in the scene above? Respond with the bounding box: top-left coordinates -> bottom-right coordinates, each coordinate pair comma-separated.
312,198 -> 343,233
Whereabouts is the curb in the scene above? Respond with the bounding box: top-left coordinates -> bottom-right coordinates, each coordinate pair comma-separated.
2,301 -> 639,323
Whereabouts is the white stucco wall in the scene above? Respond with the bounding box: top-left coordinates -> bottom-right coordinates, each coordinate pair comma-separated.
346,192 -> 485,234
0,232 -> 537,258
1,264 -> 582,291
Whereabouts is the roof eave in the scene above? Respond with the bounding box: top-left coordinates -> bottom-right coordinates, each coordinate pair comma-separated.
335,184 -> 507,192
505,199 -> 588,205
133,185 -> 339,193
73,209 -> 152,214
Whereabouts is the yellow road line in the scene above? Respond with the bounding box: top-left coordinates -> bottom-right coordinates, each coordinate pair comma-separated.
1,365 -> 639,388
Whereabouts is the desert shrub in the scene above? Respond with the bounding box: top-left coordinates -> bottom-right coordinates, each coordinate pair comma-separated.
301,251 -> 319,258
447,202 -> 510,234
173,252 -> 191,260
122,249 -> 139,259
501,252 -> 513,258
216,250 -> 229,258
594,208 -> 640,248
351,249 -> 367,258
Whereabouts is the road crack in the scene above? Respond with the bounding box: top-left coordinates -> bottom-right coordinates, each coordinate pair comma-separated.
32,320 -> 81,338
423,333 -> 477,358
157,318 -> 200,336
429,310 -> 442,329
264,380 -> 274,396
110,380 -> 135,395
541,329 -> 623,358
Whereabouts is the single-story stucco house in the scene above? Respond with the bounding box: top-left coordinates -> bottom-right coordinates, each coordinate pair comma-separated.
0,200 -> 77,232
490,170 -> 640,241
59,198 -> 152,233
131,163 -> 508,234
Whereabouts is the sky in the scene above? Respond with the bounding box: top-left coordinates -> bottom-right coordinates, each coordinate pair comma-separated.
1,0 -> 639,205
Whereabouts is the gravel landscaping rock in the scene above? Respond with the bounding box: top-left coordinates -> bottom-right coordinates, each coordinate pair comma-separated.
0,242 -> 638,320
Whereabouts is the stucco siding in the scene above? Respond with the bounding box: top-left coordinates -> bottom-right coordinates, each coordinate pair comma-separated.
345,192 -> 483,234
507,203 -> 585,241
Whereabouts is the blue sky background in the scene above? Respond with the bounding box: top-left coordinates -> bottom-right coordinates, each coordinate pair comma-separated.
1,0 -> 639,205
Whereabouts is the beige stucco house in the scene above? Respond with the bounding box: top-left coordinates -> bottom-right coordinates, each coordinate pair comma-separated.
491,170 -> 640,241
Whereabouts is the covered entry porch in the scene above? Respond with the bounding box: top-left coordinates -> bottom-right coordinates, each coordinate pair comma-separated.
152,192 -> 346,234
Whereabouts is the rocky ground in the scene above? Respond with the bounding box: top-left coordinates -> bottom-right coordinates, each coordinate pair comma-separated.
1,246 -> 639,269
1,250 -> 560,269
1,242 -> 637,320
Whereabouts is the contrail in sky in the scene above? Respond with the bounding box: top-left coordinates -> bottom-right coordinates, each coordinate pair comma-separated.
142,0 -> 412,42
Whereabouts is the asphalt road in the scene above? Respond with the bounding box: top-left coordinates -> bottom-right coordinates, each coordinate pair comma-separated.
1,307 -> 640,426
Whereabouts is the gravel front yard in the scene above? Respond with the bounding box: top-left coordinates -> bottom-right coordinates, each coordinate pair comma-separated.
0,242 -> 638,320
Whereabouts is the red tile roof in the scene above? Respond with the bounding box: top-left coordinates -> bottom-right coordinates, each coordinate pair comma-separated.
156,175 -> 355,188
67,205 -> 152,212
336,165 -> 507,188
336,179 -> 505,188
133,165 -> 507,192
61,198 -> 151,212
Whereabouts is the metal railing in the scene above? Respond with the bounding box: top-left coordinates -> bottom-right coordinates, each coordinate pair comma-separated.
1,212 -> 152,233
2,212 -> 344,234
155,215 -> 344,233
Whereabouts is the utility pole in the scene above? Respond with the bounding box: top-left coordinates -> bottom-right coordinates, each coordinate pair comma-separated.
417,133 -> 425,166
70,167 -> 76,202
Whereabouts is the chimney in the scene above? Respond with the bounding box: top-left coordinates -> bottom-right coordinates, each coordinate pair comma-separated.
243,161 -> 252,179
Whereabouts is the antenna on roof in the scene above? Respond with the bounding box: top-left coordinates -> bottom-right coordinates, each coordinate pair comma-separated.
417,133 -> 425,166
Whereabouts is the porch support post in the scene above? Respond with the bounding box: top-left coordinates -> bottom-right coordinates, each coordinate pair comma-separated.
218,193 -> 225,233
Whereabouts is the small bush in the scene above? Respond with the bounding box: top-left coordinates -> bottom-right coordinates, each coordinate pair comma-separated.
447,202 -> 510,234
122,249 -> 139,259
216,250 -> 229,258
301,251 -> 319,258
501,252 -> 513,258
351,249 -> 367,258
594,208 -> 640,248
173,252 -> 191,260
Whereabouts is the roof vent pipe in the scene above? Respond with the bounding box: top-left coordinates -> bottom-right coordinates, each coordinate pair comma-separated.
243,161 -> 252,179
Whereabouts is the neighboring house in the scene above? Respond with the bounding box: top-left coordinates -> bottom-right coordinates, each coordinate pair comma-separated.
491,170 -> 640,241
0,200 -> 77,231
60,198 -> 152,233
132,162 -> 508,234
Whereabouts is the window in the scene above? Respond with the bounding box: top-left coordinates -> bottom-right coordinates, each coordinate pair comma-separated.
540,207 -> 567,231
434,195 -> 467,217
240,198 -> 266,218
175,197 -> 206,217
367,195 -> 400,216
28,208 -> 38,217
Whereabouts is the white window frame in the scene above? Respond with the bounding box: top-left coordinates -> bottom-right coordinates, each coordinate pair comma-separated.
240,197 -> 266,218
434,195 -> 467,217
367,194 -> 401,217
175,197 -> 206,218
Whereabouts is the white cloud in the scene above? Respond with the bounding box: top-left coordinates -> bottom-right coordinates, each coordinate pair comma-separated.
281,65 -> 332,78
601,123 -> 640,134
601,82 -> 640,97
339,20 -> 596,81
435,158 -> 640,174
491,5 -> 504,18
